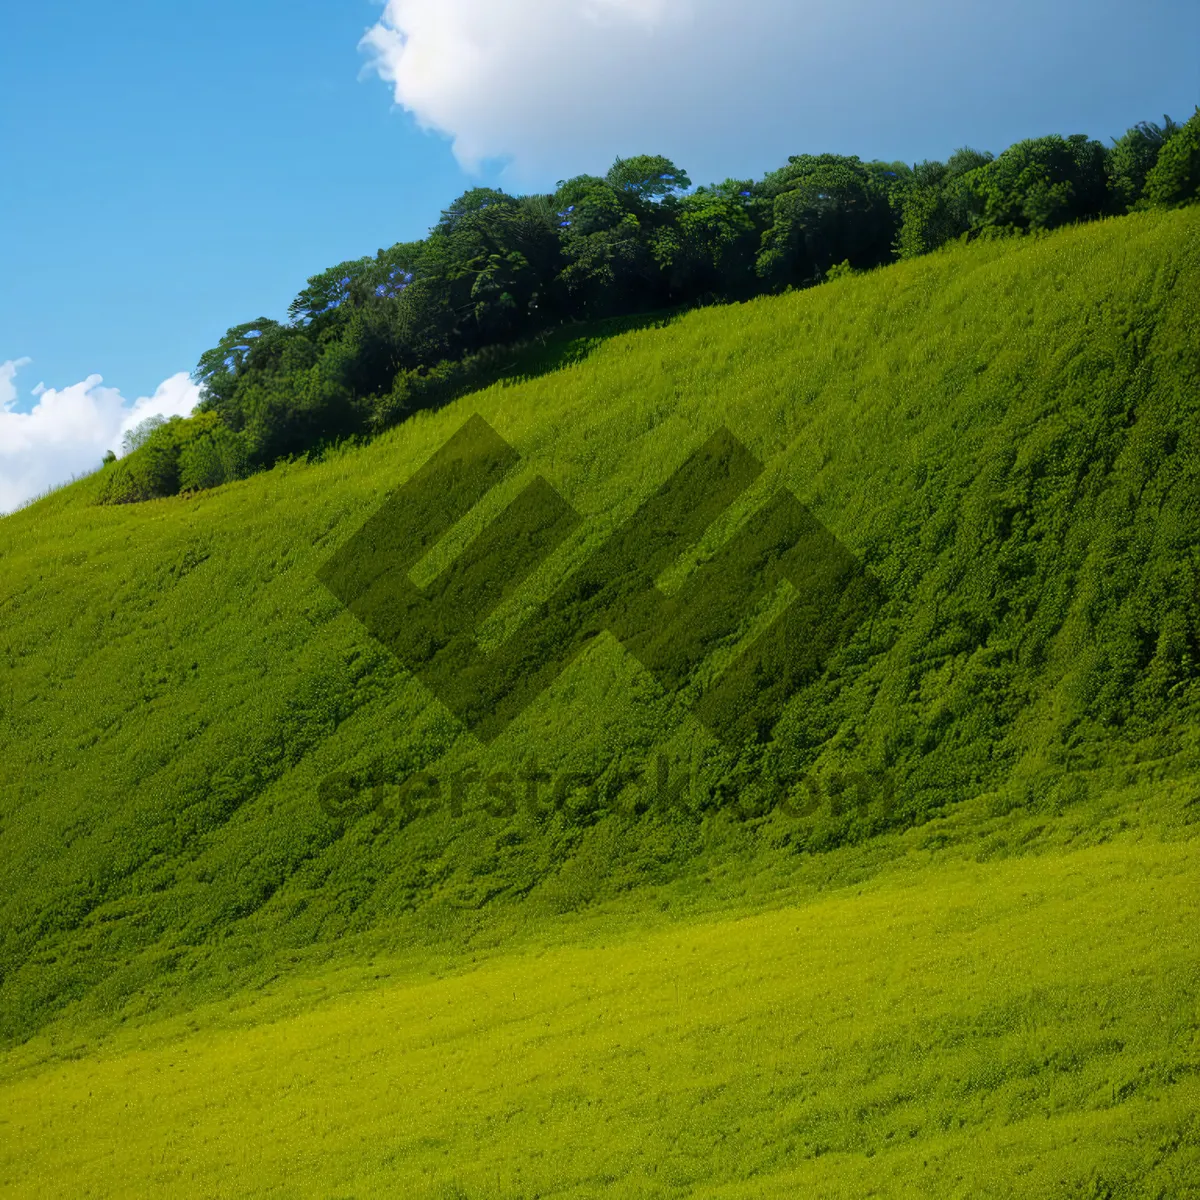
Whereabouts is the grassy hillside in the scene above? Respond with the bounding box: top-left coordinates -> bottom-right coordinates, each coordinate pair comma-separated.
1,205 -> 1199,1195
2,834 -> 1198,1197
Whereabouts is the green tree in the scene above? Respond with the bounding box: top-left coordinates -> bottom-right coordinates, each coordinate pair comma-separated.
891,152 -> 988,259
604,155 -> 692,204
945,147 -> 995,179
648,188 -> 757,303
434,187 -> 519,236
178,424 -> 249,492
552,175 -> 658,317
195,319 -> 361,463
756,155 -> 895,288
99,414 -> 229,503
121,414 -> 168,456
1107,116 -> 1181,212
864,160 -> 913,204
963,134 -> 1109,235
287,259 -> 374,331
411,191 -> 566,352
192,318 -> 286,432
1142,106 -> 1200,209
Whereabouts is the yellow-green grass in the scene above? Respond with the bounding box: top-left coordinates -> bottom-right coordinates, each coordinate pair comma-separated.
2,820 -> 1198,1198
2,206 -> 1200,1195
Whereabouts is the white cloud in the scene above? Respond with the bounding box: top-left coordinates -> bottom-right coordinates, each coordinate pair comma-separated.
0,360 -> 201,515
359,0 -> 1074,193
360,0 -> 712,183
359,0 -> 931,190
0,358 -> 32,409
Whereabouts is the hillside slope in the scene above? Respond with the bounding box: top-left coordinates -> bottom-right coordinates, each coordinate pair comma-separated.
3,835 -> 1198,1197
1,206 -> 1198,1054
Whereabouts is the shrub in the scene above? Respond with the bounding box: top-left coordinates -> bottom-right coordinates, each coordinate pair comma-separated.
97,422 -> 184,504
178,426 -> 250,492
97,412 -> 238,504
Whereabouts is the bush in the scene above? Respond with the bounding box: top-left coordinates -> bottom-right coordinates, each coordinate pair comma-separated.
97,422 -> 184,504
97,412 -> 238,505
179,426 -> 250,492
370,338 -> 554,435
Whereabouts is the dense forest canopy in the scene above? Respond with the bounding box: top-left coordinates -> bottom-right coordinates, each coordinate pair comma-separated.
97,113 -> 1200,505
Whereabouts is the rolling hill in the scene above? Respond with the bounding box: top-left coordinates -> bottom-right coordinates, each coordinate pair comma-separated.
1,205 -> 1199,1197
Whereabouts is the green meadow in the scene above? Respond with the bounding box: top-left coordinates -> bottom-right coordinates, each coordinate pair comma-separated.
2,827 -> 1199,1198
2,205 -> 1199,1196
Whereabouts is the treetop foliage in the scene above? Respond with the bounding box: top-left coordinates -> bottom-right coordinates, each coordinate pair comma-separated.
604,154 -> 692,201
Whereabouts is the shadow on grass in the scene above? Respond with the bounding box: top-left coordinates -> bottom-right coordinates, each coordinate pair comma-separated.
378,305 -> 695,431
503,305 -> 692,383
300,304 -> 695,468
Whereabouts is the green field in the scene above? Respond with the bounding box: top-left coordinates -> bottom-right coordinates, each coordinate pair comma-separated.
2,206 -> 1199,1196
3,824 -> 1199,1198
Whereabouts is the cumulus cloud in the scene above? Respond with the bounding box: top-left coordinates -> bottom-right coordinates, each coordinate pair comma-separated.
0,360 -> 201,515
359,0 -> 1117,193
359,0 -> 986,189
360,0 -> 708,182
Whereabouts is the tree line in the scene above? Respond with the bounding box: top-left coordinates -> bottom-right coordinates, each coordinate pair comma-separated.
98,107 -> 1200,504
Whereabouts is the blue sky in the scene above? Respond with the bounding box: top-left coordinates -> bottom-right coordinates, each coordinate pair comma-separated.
1,0 -> 1197,510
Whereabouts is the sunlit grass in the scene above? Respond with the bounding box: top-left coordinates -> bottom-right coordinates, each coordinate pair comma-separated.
2,831 -> 1197,1198
1,206 -> 1199,1195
